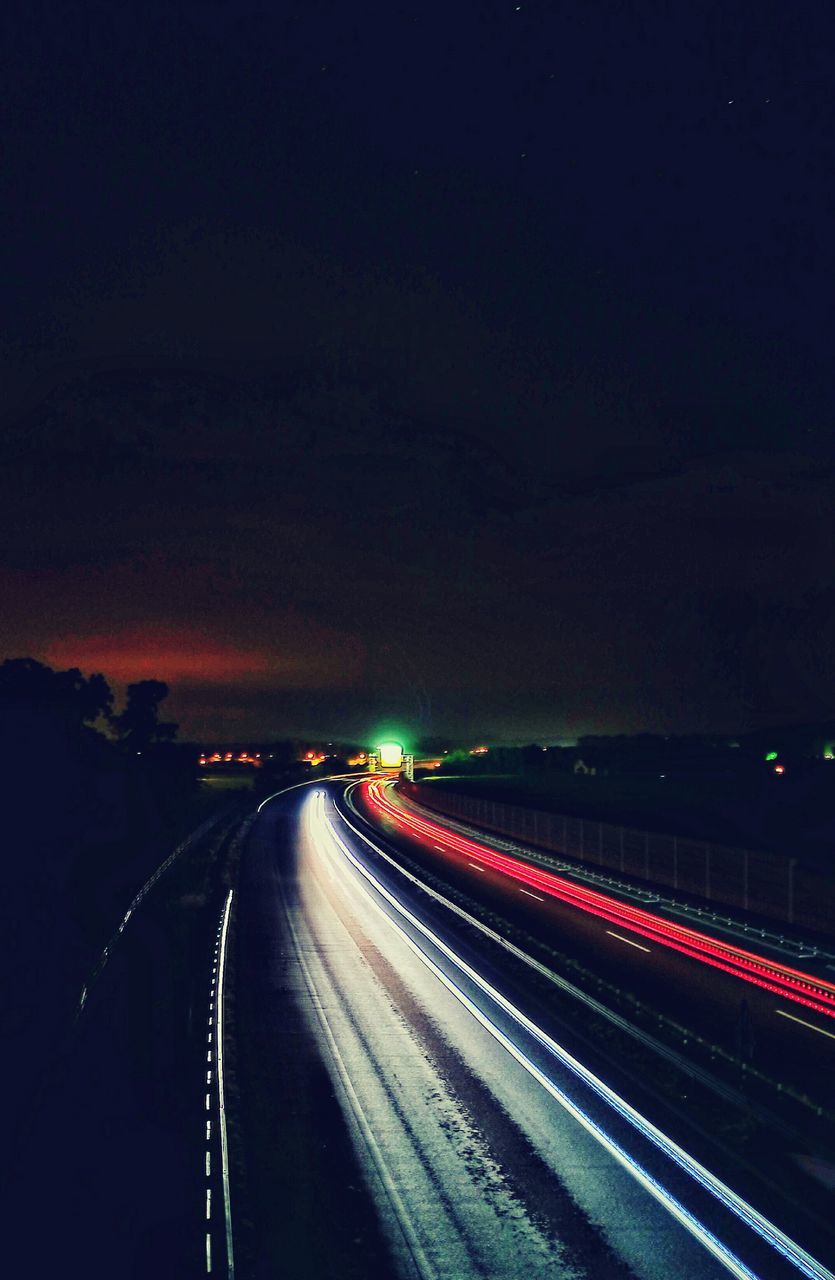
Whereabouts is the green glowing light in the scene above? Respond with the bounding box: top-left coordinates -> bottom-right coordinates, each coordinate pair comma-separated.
765,751 -> 778,761
377,740 -> 404,769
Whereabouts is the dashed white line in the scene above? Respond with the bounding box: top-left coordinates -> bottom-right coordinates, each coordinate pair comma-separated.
206,1150 -> 212,1177
207,1069 -> 213,1085
205,1093 -> 211,1111
206,1188 -> 212,1219
775,1008 -> 835,1041
519,887 -> 545,902
206,1120 -> 212,1140
206,1231 -> 212,1273
606,930 -> 651,953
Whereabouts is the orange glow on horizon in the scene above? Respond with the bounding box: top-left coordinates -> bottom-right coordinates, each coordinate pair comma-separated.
44,628 -> 274,683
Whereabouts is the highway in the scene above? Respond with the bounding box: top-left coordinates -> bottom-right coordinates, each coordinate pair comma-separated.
243,780 -> 835,1280
356,778 -> 835,1107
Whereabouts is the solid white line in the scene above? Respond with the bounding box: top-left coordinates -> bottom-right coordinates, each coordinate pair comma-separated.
316,800 -> 753,1279
519,888 -> 545,902
606,930 -> 651,954
468,862 -> 486,872
217,888 -> 236,1277
775,1008 -> 835,1042
256,774 -> 331,814
328,793 -> 833,1280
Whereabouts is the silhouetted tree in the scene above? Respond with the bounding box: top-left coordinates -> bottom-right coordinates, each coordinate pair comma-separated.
113,680 -> 178,751
0,658 -> 112,726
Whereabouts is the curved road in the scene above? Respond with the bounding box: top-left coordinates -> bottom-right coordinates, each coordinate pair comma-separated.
357,778 -> 835,1105
236,780 -> 834,1280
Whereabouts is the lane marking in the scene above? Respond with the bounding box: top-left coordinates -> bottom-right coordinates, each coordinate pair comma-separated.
775,1008 -> 835,1042
206,1188 -> 212,1219
316,799 -> 755,1280
468,862 -> 486,872
377,783 -> 835,1019
206,1150 -> 212,1177
327,792 -> 832,1280
206,1120 -> 212,1140
207,1070 -> 213,1084
433,844 -> 446,851
606,930 -> 651,954
205,1093 -> 211,1111
217,888 -> 236,1277
206,1231 -> 212,1273
519,888 -> 545,902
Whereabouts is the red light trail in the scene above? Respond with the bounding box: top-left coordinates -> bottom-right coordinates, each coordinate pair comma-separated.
360,779 -> 835,1022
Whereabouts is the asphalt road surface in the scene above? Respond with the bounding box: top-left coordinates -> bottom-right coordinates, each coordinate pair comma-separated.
241,781 -> 833,1280
357,778 -> 835,1108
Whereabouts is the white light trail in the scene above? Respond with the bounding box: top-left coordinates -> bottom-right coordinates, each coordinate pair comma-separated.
315,791 -> 833,1280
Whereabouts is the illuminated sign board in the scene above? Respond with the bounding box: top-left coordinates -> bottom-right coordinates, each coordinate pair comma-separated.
377,740 -> 404,769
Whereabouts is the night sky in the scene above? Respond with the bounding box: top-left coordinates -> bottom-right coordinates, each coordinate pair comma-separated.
4,1 -> 835,742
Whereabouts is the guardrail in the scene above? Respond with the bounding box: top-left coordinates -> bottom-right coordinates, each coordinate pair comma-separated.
399,781 -> 835,936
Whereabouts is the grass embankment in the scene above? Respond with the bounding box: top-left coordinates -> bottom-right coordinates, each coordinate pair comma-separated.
422,769 -> 835,868
423,772 -> 754,841
8,798 -> 249,1277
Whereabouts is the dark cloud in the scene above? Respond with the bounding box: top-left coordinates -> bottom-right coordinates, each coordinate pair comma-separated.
5,3 -> 835,739
4,362 -> 834,738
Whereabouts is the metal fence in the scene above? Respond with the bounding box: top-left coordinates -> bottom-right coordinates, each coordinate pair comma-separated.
400,781 -> 835,936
